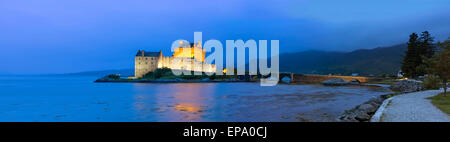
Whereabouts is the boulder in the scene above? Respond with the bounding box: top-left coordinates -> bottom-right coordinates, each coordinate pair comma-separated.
358,103 -> 377,113
355,111 -> 371,121
338,111 -> 357,122
389,79 -> 424,93
349,79 -> 361,85
321,78 -> 349,86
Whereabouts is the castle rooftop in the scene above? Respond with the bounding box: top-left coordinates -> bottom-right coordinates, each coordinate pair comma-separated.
135,50 -> 161,57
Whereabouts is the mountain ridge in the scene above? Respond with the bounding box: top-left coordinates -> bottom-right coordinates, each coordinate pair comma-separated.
279,44 -> 407,75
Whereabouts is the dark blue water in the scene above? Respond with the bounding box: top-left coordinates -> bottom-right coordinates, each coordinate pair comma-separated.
0,75 -> 391,122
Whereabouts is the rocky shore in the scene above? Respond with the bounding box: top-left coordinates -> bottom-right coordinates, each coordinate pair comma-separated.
389,79 -> 424,93
338,94 -> 390,122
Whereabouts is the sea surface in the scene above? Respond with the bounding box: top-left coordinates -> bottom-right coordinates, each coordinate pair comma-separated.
0,75 -> 391,122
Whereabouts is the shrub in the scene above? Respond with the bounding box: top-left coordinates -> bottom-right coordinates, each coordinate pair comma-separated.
142,67 -> 174,79
154,68 -> 173,78
209,73 -> 216,80
422,75 -> 440,90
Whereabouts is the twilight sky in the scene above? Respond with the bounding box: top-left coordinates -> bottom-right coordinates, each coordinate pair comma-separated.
0,0 -> 449,74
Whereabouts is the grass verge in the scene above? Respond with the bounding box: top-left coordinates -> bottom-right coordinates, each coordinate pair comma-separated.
427,93 -> 450,115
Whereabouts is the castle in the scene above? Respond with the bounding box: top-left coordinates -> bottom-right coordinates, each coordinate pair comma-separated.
134,41 -> 216,78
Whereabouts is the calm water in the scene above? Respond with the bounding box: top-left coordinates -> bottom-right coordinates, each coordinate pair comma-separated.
0,75 -> 391,122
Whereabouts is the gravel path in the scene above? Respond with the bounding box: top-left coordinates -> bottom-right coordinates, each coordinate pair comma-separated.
381,89 -> 450,122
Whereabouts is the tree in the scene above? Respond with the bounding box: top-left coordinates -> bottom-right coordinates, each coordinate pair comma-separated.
415,31 -> 436,76
401,33 -> 420,78
401,31 -> 437,78
425,38 -> 450,96
418,31 -> 435,58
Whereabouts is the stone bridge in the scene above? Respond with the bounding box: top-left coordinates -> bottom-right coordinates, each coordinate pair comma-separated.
279,73 -> 380,83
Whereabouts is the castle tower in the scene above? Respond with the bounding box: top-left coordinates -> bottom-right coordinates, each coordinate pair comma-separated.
134,50 -> 162,78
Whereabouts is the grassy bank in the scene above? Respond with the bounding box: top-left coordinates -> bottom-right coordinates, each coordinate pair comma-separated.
428,93 -> 450,115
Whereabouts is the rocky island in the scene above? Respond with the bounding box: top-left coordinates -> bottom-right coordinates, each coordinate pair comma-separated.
94,68 -> 257,83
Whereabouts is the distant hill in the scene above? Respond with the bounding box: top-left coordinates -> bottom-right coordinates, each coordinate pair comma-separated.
279,44 -> 407,75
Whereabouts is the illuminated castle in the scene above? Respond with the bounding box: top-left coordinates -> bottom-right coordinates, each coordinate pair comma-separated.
134,41 -> 216,78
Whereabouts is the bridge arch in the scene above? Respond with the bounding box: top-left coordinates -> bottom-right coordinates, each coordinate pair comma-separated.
279,72 -> 293,81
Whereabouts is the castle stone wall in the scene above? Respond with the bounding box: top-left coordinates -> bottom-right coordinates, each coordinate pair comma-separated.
135,56 -> 159,78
